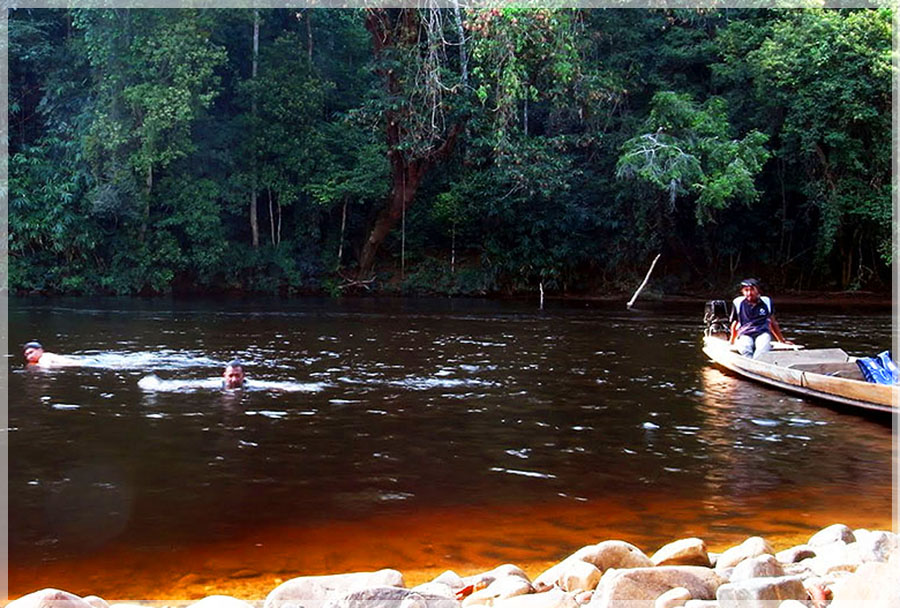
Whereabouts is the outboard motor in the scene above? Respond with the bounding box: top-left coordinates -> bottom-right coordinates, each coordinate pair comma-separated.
704,300 -> 730,337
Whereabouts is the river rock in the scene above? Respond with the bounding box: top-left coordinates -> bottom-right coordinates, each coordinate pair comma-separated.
7,589 -> 95,608
492,588 -> 579,608
654,586 -> 691,608
715,537 -> 774,571
808,524 -> 855,547
853,530 -> 899,563
829,556 -> 900,608
730,554 -> 784,582
535,541 -> 652,590
573,591 -> 592,605
82,597 -> 110,608
325,586 -> 455,608
803,542 -> 861,576
651,539 -> 710,567
430,572 -> 466,591
462,576 -> 534,606
775,545 -> 815,564
590,566 -> 724,608
188,596 -> 256,608
264,569 -> 405,608
412,583 -> 456,600
464,565 -> 530,588
558,561 -> 602,593
715,576 -> 806,608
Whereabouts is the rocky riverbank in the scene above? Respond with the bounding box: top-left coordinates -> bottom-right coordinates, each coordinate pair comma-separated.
10,523 -> 898,608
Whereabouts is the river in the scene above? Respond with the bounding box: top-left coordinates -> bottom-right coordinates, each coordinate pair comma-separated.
6,297 -> 896,600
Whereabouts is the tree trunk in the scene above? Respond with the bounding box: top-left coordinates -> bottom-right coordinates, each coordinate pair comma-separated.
358,159 -> 423,276
277,198 -> 282,246
268,188 -> 276,246
451,224 -> 456,274
141,164 -> 153,241
358,9 -> 465,278
250,10 -> 260,249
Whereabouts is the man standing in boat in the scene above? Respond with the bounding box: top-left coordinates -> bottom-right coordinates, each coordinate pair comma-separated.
729,278 -> 791,359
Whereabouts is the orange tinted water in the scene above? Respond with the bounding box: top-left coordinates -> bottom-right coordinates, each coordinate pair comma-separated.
9,488 -> 895,601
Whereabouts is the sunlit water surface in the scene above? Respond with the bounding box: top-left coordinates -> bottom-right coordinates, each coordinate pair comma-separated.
7,297 -> 896,600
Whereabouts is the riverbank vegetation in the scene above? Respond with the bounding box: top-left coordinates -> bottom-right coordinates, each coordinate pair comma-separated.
9,8 -> 893,297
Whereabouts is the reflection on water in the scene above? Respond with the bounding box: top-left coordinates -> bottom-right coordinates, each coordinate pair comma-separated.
7,297 -> 895,600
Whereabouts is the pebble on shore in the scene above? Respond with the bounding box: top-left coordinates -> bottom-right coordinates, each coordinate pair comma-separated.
9,524 -> 899,608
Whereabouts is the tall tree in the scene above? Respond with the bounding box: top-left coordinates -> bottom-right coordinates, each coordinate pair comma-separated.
76,9 -> 225,238
715,9 -> 892,287
356,8 -> 466,277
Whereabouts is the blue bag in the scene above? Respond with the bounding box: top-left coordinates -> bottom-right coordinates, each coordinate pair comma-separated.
857,350 -> 899,385
877,351 -> 899,383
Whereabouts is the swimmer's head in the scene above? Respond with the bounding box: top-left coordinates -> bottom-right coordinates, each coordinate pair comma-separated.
223,360 -> 245,389
23,341 -> 44,364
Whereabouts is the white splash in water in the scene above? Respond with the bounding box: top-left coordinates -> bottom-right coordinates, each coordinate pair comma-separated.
137,374 -> 326,393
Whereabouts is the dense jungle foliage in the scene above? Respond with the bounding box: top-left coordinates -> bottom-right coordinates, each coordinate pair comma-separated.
8,8 -> 894,296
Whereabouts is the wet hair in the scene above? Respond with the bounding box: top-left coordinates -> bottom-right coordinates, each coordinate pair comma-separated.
740,278 -> 760,288
24,341 -> 43,350
225,359 -> 244,371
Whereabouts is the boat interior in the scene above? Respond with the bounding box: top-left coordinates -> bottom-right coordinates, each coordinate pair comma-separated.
755,348 -> 867,380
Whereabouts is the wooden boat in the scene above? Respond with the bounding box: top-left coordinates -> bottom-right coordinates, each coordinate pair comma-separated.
702,335 -> 898,414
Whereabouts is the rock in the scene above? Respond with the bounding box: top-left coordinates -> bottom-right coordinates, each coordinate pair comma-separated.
7,589 -> 95,608
264,569 -> 405,608
325,587 -> 454,608
775,545 -> 815,564
430,572 -> 466,591
412,583 -> 455,600
651,539 -> 710,568
462,576 -> 533,606
715,576 -> 807,608
715,537 -> 774,571
808,524 -> 855,547
558,561 -> 602,593
577,540 -> 654,571
573,591 -> 593,605
804,542 -> 860,576
534,541 -> 652,590
82,597 -> 110,608
829,556 -> 900,608
492,588 -> 579,608
716,576 -> 808,608
803,578 -> 832,606
730,555 -> 784,582
188,596 -> 256,608
464,564 -> 530,589
780,562 -> 813,579
590,567 -> 724,608
853,530 -> 899,563
654,587 -> 691,608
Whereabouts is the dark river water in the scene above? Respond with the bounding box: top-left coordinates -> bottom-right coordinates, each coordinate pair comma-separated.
6,297 -> 896,600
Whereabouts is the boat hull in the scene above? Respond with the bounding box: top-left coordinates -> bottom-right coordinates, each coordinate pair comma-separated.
702,336 -> 898,414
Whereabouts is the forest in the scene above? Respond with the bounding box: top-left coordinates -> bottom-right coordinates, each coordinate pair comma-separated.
8,7 -> 894,297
